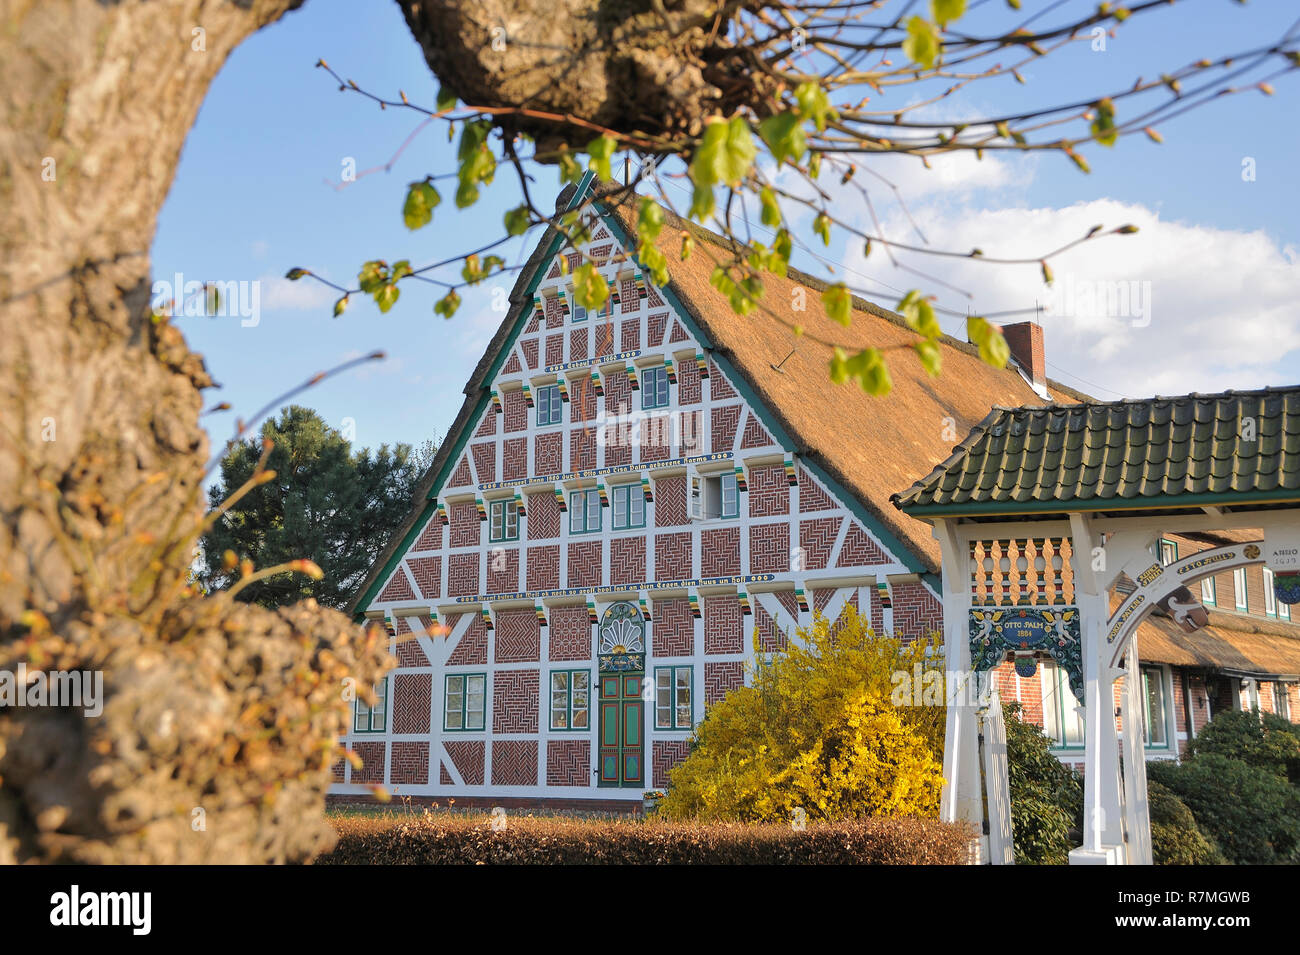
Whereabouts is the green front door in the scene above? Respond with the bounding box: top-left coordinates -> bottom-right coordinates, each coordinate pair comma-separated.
598,672 -> 643,787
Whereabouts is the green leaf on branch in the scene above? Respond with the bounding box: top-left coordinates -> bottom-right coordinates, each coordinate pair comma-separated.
932,0 -> 966,26
587,134 -> 617,182
967,316 -> 1009,368
823,283 -> 852,327
759,186 -> 781,228
436,85 -> 457,112
690,115 -> 756,198
403,180 -> 441,230
794,82 -> 837,133
505,205 -> 532,236
1090,97 -> 1117,146
572,262 -> 609,312
830,347 -> 892,396
455,120 -> 496,209
914,339 -> 943,377
434,288 -> 461,319
358,261 -> 387,294
813,213 -> 831,246
903,16 -> 940,69
333,295 -> 348,318
557,146 -> 583,186
390,259 -> 413,281
637,197 -> 665,244
689,182 -> 715,222
374,283 -> 400,314
771,229 -> 792,277
758,112 -> 807,167
285,268 -> 308,280
638,241 -> 669,288
897,290 -> 941,338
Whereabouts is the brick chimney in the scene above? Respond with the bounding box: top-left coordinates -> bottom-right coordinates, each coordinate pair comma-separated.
1000,321 -> 1045,388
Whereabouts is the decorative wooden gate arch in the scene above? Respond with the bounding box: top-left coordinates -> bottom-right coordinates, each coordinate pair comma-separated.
892,387 -> 1300,865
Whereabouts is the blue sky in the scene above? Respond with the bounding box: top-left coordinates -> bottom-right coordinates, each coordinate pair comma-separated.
154,0 -> 1300,460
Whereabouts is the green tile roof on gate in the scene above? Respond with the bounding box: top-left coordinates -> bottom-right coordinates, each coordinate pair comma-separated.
890,386 -> 1300,517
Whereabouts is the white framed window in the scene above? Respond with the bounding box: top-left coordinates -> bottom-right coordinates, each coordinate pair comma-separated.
537,384 -> 563,426
1041,661 -> 1085,749
571,295 -> 587,322
1159,538 -> 1178,566
489,498 -> 519,542
1239,678 -> 1261,712
642,366 -> 670,409
690,471 -> 739,521
353,678 -> 388,733
1234,567 -> 1249,611
549,670 -> 590,730
1201,574 -> 1216,606
1275,682 -> 1291,721
569,488 -> 602,534
1141,665 -> 1171,749
611,482 -> 645,530
655,666 -> 693,729
444,673 -> 487,731
1265,568 -> 1279,617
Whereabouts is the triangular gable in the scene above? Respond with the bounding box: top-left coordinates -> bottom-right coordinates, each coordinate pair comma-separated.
352,177 -> 1001,615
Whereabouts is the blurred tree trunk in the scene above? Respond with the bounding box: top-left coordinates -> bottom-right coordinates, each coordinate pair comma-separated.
0,0 -> 387,865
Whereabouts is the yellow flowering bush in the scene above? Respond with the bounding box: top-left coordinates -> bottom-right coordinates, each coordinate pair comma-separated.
660,605 -> 945,822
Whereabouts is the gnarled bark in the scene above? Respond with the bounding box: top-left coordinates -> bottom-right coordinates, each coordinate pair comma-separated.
0,0 -> 388,864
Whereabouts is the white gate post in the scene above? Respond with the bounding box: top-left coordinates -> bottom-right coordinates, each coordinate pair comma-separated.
935,521 -> 986,859
1069,513 -> 1126,864
1120,634 -> 1153,864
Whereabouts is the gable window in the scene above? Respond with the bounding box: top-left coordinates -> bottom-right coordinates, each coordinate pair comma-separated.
611,482 -> 646,530
690,471 -> 739,521
1141,665 -> 1170,748
655,666 -> 693,730
569,488 -> 602,534
571,296 -> 587,322
444,673 -> 486,731
1201,574 -> 1216,606
537,384 -> 563,426
1265,568 -> 1279,617
489,499 -> 519,543
1234,567 -> 1249,611
353,677 -> 388,733
642,366 -> 670,410
550,670 -> 591,730
1040,661 -> 1085,750
1159,539 -> 1178,566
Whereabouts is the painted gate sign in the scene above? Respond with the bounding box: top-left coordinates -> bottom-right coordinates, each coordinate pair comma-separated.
970,607 -> 1084,704
1264,523 -> 1300,605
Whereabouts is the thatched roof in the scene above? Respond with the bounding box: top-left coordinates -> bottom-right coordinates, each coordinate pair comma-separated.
348,182 -> 1089,613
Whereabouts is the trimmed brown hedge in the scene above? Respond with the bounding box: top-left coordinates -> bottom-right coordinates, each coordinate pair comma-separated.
320,810 -> 974,865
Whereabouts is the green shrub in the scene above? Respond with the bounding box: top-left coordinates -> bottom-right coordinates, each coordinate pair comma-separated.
319,810 -> 975,864
1148,755 -> 1300,865
1147,779 -> 1225,865
1185,708 -> 1300,780
1004,702 -> 1083,864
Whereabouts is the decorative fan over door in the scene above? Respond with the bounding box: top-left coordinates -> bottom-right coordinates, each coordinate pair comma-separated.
596,601 -> 646,788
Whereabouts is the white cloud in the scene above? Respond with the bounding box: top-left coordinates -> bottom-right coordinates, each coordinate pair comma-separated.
257,271 -> 337,311
841,183 -> 1300,399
